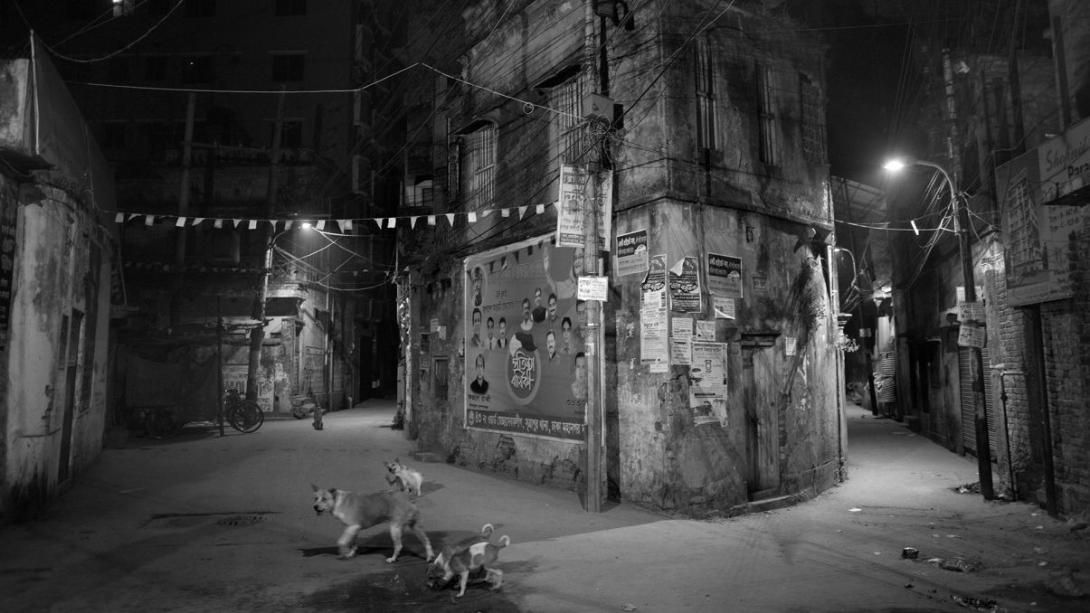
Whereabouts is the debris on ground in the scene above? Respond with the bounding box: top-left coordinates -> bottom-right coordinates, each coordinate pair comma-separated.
950,593 -> 998,611
939,557 -> 978,573
622,604 -> 638,612
849,507 -> 862,512
901,547 -> 919,559
954,482 -> 981,494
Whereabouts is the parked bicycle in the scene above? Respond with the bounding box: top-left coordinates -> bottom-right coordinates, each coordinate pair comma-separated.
139,389 -> 264,439
224,388 -> 264,433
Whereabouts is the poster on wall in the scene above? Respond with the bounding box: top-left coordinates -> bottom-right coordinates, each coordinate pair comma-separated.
464,237 -> 587,441
708,253 -> 742,299
670,316 -> 692,366
0,192 -> 16,351
615,229 -> 649,277
641,254 -> 669,371
689,341 -> 726,422
668,256 -> 702,313
556,164 -> 590,248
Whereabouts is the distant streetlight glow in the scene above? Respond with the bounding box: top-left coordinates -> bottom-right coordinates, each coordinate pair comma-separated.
882,158 -> 907,172
300,221 -> 313,230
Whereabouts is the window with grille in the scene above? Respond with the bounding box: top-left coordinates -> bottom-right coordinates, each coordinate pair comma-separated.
272,53 -> 305,82
269,120 -> 303,149
460,124 -> 497,210
695,37 -> 718,152
548,74 -> 585,164
447,118 -> 460,202
799,73 -> 825,164
756,63 -> 780,167
1006,170 -> 1041,275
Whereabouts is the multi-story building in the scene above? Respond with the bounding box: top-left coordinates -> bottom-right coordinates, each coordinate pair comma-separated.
397,0 -> 841,516
1,0 -> 399,425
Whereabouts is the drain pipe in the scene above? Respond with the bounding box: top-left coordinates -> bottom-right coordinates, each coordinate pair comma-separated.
998,369 -> 1017,499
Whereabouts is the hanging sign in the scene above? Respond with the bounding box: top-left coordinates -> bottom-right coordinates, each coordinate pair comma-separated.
556,163 -> 589,248
615,228 -> 649,277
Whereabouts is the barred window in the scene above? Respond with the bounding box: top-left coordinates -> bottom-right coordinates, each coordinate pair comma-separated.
548,74 -> 585,164
695,37 -> 718,152
460,123 -> 497,210
756,63 -> 780,167
799,73 -> 826,164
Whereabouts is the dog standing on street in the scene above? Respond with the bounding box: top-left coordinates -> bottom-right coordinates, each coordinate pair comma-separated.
426,523 -> 509,598
384,457 -> 424,498
310,484 -> 434,563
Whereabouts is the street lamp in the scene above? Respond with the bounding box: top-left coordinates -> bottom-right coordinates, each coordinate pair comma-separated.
883,156 -> 994,500
834,246 -> 880,418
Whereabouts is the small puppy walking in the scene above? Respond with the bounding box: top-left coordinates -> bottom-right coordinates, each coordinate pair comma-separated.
384,457 -> 424,498
426,523 -> 510,598
310,484 -> 434,563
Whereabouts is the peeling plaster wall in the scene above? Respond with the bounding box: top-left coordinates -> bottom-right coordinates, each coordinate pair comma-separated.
2,185 -> 112,520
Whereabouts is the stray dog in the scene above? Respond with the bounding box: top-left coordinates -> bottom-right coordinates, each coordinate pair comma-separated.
310,484 -> 434,563
384,457 -> 424,498
426,523 -> 509,598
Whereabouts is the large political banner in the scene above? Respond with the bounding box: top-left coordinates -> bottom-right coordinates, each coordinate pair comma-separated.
465,237 -> 587,441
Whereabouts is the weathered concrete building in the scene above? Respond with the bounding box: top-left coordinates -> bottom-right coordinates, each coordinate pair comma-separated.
1,0 -> 400,428
397,0 -> 841,516
0,47 -> 116,520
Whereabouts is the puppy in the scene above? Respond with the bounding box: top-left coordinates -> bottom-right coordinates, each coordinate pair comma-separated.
384,457 -> 424,498
310,484 -> 434,563
426,523 -> 509,598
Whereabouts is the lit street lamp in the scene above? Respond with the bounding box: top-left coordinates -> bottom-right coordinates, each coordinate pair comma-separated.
883,157 -> 994,500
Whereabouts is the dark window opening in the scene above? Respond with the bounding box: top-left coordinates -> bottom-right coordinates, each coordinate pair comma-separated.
276,0 -> 307,16
181,56 -> 213,83
271,53 -> 305,82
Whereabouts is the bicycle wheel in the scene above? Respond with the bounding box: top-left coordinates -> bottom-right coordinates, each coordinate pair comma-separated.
228,400 -> 265,433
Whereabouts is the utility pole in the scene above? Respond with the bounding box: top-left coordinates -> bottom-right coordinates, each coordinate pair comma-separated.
246,89 -> 285,404
173,92 -> 196,328
583,0 -> 604,513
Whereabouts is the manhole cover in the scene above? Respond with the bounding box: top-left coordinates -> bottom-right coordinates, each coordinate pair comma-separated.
216,514 -> 265,527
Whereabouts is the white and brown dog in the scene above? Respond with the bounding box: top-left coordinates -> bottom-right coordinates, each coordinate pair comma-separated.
310,484 -> 434,563
426,523 -> 509,598
384,457 -> 424,498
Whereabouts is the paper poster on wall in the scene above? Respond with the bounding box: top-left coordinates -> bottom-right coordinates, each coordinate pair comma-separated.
670,317 -> 693,366
785,336 -> 797,356
690,341 -> 726,421
708,253 -> 743,299
556,164 -> 589,248
695,320 -> 716,340
615,229 -> 649,277
957,323 -> 986,348
668,256 -> 702,313
641,254 -> 669,371
595,170 -> 613,253
464,238 -> 587,441
713,296 -> 735,319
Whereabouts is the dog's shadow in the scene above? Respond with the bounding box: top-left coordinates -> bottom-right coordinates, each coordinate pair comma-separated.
299,526 -> 502,561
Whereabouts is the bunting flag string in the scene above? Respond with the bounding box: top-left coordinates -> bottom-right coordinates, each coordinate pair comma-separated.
109,202 -> 558,233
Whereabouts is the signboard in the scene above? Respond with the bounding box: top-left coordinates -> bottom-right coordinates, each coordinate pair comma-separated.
689,341 -> 726,420
957,323 -> 986,348
1039,115 -> 1090,204
615,229 -> 649,277
556,164 -> 589,248
707,253 -> 742,298
464,238 -> 586,441
577,276 -> 608,301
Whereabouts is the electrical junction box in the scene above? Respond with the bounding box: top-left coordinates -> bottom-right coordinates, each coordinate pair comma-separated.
582,93 -> 615,123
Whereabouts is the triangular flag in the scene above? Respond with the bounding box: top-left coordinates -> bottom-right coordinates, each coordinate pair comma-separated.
518,205 -> 528,218
285,220 -> 294,230
501,208 -> 510,218
176,217 -> 187,227
342,219 -> 353,232
128,213 -> 139,221
316,220 -> 326,230
411,216 -> 419,229
427,215 -> 436,226
468,212 -> 478,223
536,204 -> 545,214
192,217 -> 205,226
481,209 -> 494,217
374,218 -> 383,229
445,213 -> 455,225
114,212 -> 124,223
144,215 -> 155,226
233,218 -> 242,228
248,219 -> 257,230
214,219 -> 224,228
386,217 -> 396,229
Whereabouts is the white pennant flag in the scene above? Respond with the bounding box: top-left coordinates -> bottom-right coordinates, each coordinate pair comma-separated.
233,218 -> 242,228
192,217 -> 205,226
114,212 -> 124,223
445,213 -> 455,226
248,219 -> 257,230
481,209 -> 494,217
427,215 -> 436,226
285,220 -> 294,230
468,212 -> 478,223
536,203 -> 546,214
411,216 -> 419,229
342,219 -> 353,232
145,215 -> 155,226
374,218 -> 384,229
518,205 -> 528,218
214,219 -> 224,228
316,220 -> 326,230
386,217 -> 397,229
128,213 -> 139,221
501,208 -> 510,218
176,217 -> 187,227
